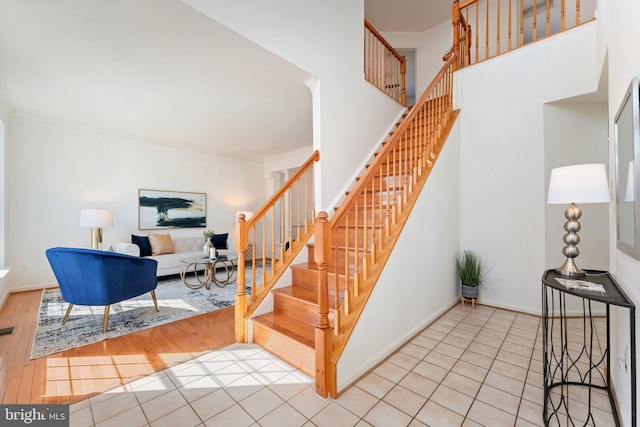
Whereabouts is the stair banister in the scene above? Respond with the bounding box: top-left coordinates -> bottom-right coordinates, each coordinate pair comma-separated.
364,19 -> 407,106
235,150 -> 320,343
314,211 -> 333,398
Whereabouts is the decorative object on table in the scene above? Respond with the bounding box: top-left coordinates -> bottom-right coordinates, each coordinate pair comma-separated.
203,229 -> 215,256
180,254 -> 239,289
79,208 -> 113,250
45,247 -> 159,334
138,189 -> 206,230
30,272 -> 259,359
456,250 -> 486,307
547,163 -> 611,277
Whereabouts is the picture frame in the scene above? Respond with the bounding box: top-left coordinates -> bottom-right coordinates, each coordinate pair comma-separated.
138,189 -> 206,230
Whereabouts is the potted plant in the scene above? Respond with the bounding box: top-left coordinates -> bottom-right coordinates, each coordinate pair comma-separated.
456,250 -> 486,301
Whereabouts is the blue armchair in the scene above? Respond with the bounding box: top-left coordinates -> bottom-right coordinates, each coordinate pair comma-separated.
45,247 -> 159,333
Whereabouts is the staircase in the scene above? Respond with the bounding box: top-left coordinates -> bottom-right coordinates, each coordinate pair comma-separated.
251,54 -> 459,390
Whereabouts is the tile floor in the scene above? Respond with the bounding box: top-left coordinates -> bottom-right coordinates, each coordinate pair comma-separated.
69,303 -> 615,427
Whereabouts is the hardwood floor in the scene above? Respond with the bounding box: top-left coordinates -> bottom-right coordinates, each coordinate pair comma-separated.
0,289 -> 235,405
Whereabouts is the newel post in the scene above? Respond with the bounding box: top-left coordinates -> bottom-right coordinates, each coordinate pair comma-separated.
400,56 -> 407,106
315,211 -> 333,398
235,213 -> 248,343
452,0 -> 460,70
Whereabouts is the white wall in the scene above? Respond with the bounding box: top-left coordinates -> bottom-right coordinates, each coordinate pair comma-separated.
7,116 -> 264,291
182,0 -> 405,212
603,0 -> 640,425
338,119 -> 461,391
455,22 -> 599,314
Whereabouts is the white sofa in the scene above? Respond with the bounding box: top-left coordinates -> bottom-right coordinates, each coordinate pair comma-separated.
115,235 -> 236,277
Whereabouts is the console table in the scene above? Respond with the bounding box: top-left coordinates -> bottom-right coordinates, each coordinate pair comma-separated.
542,269 -> 636,426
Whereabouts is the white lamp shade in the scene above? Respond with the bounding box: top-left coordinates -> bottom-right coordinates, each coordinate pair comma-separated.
547,163 -> 610,204
624,160 -> 635,202
79,209 -> 113,227
236,211 -> 254,221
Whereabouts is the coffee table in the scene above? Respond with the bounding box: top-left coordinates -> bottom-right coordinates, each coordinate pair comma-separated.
180,255 -> 238,289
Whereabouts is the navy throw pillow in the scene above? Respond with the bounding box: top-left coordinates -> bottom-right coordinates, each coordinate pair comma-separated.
212,233 -> 228,249
132,234 -> 152,257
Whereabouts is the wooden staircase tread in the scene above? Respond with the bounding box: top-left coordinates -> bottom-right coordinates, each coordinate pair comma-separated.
252,312 -> 315,348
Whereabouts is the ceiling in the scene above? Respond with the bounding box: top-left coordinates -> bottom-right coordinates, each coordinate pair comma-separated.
0,1 -> 450,161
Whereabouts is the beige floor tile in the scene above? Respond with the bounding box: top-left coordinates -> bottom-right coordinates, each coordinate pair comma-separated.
222,375 -> 265,401
373,360 -> 409,383
177,375 -> 221,402
364,400 -> 412,427
466,342 -> 499,359
477,327 -> 507,341
140,388 -> 188,423
441,372 -> 482,398
268,375 -> 312,402
430,385 -> 474,416
433,342 -> 465,359
430,322 -> 455,334
310,401 -> 360,427
490,359 -> 528,382
91,392 -> 141,424
95,404 -> 148,427
462,419 -> 484,427
397,372 -> 438,399
449,327 -> 478,341
336,386 -> 379,418
287,386 -> 331,419
257,403 -> 308,427
500,341 -> 534,358
467,400 -> 516,426
424,350 -> 458,370
484,371 -> 525,397
382,384 -> 427,417
516,398 -> 545,426
521,383 -> 544,404
204,404 -> 254,427
356,372 -> 395,399
505,334 -> 536,348
472,334 -> 503,349
387,351 -> 421,371
411,360 -> 449,383
415,400 -> 464,427
459,350 -> 494,370
69,406 -> 94,427
496,349 -> 532,368
412,335 -> 440,350
420,329 -> 447,341
190,388 -> 236,421
476,383 -> 521,415
400,342 -> 431,360
450,360 -> 488,383
239,387 -> 284,420
150,404 -> 202,427
442,334 -> 472,350
516,417 -> 543,427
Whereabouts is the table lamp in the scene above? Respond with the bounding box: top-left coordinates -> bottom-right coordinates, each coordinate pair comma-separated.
547,164 -> 610,277
79,208 -> 113,250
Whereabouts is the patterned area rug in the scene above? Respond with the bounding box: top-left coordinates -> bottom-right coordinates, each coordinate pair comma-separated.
31,273 -> 254,359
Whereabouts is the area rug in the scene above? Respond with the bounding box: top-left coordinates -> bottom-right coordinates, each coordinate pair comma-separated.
30,271 -> 258,359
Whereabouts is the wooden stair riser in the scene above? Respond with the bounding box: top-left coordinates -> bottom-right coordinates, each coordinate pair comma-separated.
273,289 -> 336,326
308,246 -> 368,272
291,265 -> 348,291
252,317 -> 315,377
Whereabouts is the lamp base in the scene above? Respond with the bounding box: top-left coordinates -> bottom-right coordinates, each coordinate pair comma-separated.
554,257 -> 585,278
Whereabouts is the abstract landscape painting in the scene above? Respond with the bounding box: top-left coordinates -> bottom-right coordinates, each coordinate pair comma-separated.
139,189 -> 206,229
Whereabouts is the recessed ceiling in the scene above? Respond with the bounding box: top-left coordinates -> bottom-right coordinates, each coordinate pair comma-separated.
365,0 -> 452,32
0,0 -> 313,160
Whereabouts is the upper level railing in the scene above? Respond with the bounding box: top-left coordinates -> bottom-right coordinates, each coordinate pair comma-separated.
234,150 -> 320,342
314,54 -> 458,397
365,19 -> 407,106
453,0 -> 596,69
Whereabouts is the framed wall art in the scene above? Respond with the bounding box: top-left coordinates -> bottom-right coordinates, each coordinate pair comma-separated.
138,189 -> 206,230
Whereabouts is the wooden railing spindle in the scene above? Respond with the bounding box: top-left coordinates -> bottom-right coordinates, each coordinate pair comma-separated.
364,19 -> 406,105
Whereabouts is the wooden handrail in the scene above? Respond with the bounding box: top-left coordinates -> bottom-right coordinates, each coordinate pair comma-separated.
331,55 -> 455,231
364,19 -> 407,106
234,150 -> 320,342
315,54 -> 458,397
364,19 -> 404,62
453,0 -> 595,69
